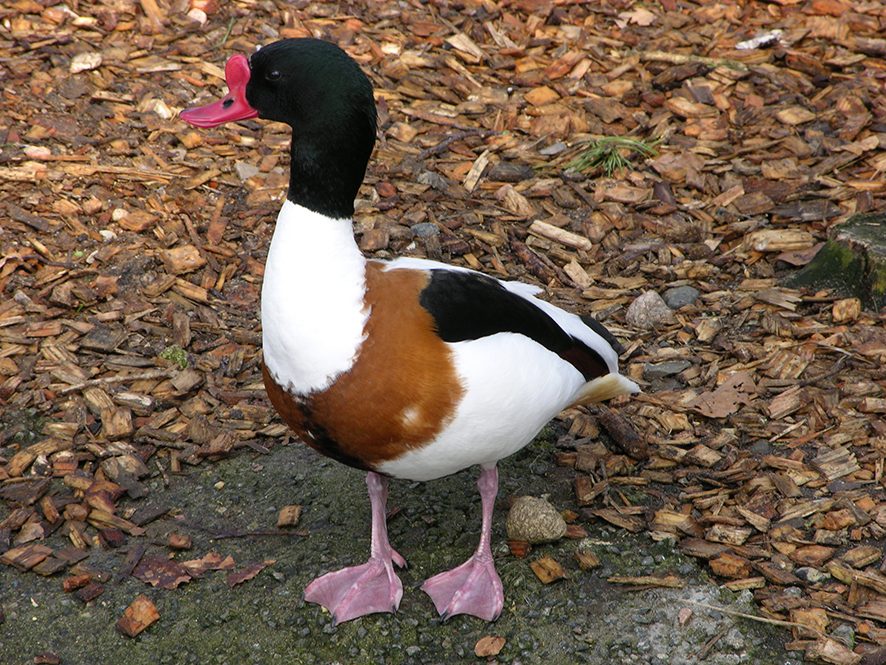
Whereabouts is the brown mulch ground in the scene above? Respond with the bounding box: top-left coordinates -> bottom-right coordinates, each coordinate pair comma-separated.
2,0 -> 886,661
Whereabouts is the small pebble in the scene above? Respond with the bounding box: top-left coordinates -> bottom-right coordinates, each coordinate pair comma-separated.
795,567 -> 831,584
487,162 -> 534,182
643,360 -> 691,381
506,496 -> 567,544
235,162 -> 261,181
748,440 -> 770,456
830,623 -> 855,648
410,222 -> 439,238
417,171 -> 448,190
539,141 -> 568,156
663,285 -> 701,309
626,291 -> 677,330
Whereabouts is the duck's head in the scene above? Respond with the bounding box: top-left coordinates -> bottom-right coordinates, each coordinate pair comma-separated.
181,38 -> 378,219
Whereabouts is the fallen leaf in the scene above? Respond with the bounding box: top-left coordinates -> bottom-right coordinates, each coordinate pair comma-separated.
132,555 -> 194,589
688,371 -> 756,419
617,7 -> 657,26
226,560 -> 276,587
475,636 -> 506,657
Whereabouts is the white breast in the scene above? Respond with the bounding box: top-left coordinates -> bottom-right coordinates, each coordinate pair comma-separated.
261,201 -> 368,395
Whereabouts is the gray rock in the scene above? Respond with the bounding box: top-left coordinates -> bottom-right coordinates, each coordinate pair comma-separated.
748,440 -> 771,456
626,291 -> 677,330
643,360 -> 691,381
417,170 -> 448,190
539,141 -> 568,156
830,623 -> 855,648
486,162 -> 534,182
410,222 -> 439,238
234,161 -> 260,181
649,377 -> 681,392
663,285 -> 701,309
795,567 -> 831,584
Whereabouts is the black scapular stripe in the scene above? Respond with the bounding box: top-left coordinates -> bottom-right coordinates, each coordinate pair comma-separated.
418,270 -> 611,381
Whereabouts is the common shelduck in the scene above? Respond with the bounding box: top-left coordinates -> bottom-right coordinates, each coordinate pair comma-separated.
181,38 -> 638,624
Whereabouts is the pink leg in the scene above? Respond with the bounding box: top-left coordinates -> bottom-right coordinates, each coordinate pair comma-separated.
304,472 -> 405,625
421,466 -> 504,621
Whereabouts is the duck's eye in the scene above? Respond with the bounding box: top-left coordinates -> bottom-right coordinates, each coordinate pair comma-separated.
267,70 -> 281,81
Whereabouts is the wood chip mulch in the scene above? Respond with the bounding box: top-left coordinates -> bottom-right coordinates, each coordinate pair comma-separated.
2,1 -> 886,661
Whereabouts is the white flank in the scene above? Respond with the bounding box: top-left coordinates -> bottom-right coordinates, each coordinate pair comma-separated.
379,334 -> 638,482
261,201 -> 368,394
377,333 -> 577,481
378,260 -> 639,482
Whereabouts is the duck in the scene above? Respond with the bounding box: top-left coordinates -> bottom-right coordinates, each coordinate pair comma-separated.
181,38 -> 639,624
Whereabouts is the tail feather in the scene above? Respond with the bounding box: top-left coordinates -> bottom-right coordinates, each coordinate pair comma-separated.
569,373 -> 640,406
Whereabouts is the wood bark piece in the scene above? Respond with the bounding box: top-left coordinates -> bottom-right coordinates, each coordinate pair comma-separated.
840,546 -> 881,569
277,505 -> 302,528
74,582 -> 104,603
101,407 -> 134,441
87,510 -> 146,537
116,594 -> 161,637
529,555 -> 568,583
1,543 -> 53,571
710,552 -> 752,579
529,220 -> 593,251
805,638 -> 862,665
826,562 -> 886,596
598,406 -> 648,459
790,607 -> 829,640
574,549 -> 601,570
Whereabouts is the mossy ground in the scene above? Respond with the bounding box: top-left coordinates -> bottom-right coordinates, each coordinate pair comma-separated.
789,212 -> 886,309
1,436 -> 791,665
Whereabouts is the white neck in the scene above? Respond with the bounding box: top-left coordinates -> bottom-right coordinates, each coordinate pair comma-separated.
261,201 -> 368,394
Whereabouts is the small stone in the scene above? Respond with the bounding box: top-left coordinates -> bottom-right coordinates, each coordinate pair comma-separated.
830,623 -> 856,649
81,325 -> 125,353
748,440 -> 770,456
663,285 -> 701,309
410,222 -> 439,238
234,162 -> 261,181
625,291 -> 677,330
159,245 -> 206,275
643,360 -> 691,381
486,162 -> 534,182
794,567 -> 831,584
539,141 -> 567,156
649,377 -> 681,392
417,171 -> 448,190
506,496 -> 567,544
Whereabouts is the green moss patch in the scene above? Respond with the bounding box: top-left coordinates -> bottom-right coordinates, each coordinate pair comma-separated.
788,213 -> 886,310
